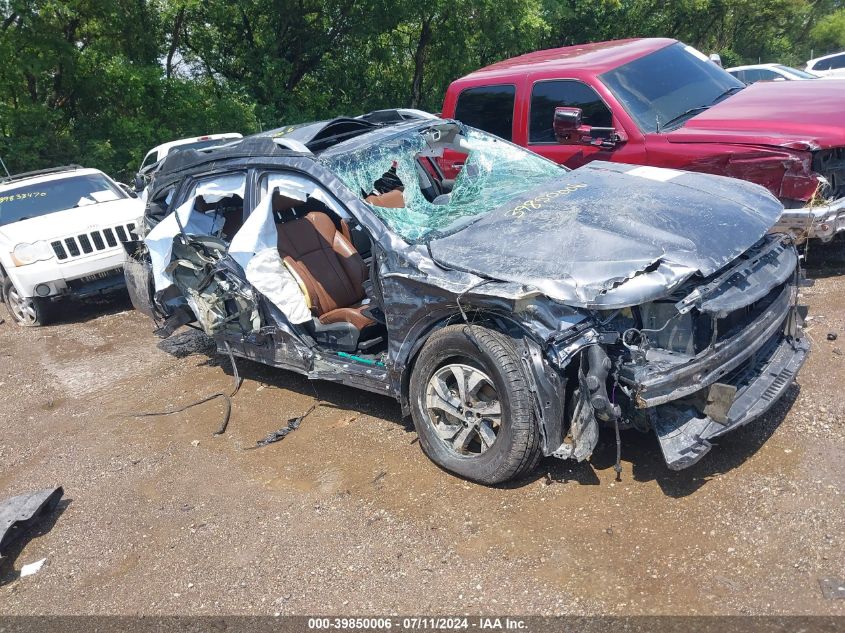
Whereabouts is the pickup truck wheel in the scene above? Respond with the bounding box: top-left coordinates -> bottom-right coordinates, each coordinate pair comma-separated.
409,324 -> 541,485
3,280 -> 51,327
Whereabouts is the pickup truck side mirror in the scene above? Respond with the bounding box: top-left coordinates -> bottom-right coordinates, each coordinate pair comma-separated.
553,106 -> 623,149
133,174 -> 146,193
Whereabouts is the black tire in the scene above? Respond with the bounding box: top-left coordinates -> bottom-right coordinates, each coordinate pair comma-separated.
409,324 -> 542,485
3,279 -> 52,327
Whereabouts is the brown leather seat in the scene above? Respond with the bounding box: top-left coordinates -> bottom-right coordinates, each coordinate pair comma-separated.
276,212 -> 375,330
365,188 -> 405,208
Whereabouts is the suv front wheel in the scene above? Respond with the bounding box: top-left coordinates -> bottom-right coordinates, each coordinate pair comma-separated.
3,280 -> 51,327
409,324 -> 542,485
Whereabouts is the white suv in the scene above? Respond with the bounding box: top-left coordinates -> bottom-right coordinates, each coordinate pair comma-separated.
0,165 -> 142,326
805,50 -> 845,77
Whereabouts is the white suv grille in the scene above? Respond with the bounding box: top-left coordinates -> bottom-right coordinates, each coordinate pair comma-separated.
51,223 -> 136,261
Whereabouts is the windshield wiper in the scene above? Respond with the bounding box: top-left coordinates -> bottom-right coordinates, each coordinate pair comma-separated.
710,85 -> 744,105
657,84 -> 745,132
658,105 -> 711,132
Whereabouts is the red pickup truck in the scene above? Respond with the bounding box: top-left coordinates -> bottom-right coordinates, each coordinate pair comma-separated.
441,37 -> 845,243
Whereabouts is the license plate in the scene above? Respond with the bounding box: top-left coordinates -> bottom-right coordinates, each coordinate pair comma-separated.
78,267 -> 122,284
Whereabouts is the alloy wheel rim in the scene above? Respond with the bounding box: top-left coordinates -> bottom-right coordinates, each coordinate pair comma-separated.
424,363 -> 502,456
7,287 -> 37,325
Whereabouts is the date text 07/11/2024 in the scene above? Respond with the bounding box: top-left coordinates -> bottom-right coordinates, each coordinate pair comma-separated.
307,617 -> 528,630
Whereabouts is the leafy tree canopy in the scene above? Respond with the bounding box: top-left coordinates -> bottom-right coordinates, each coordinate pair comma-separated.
1,0 -> 842,179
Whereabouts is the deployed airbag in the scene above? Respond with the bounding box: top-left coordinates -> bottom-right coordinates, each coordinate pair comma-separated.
144,173 -> 246,292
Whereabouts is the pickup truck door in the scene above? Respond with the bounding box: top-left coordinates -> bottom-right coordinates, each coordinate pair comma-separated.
521,79 -> 645,169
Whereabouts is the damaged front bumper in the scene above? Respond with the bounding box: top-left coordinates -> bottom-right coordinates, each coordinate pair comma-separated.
619,239 -> 809,470
648,330 -> 808,469
541,237 -> 808,471
774,196 -> 845,242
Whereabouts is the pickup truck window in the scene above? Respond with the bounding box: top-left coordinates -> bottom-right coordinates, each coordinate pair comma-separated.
454,85 -> 516,141
529,80 -> 612,143
600,42 -> 744,133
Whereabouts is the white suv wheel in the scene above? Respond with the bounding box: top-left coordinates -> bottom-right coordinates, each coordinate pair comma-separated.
3,280 -> 49,327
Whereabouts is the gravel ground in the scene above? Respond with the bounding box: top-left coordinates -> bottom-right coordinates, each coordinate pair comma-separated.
0,243 -> 844,616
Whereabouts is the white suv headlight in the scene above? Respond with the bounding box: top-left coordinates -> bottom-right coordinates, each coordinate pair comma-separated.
12,241 -> 55,266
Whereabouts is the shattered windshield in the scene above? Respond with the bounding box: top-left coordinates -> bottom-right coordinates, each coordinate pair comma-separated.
324,126 -> 564,242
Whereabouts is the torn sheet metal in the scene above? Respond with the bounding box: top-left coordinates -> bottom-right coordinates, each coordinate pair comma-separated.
0,487 -> 63,556
168,237 -> 261,336
145,173 -> 246,292
428,160 -> 783,308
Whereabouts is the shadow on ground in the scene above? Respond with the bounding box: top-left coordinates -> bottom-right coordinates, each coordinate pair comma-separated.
156,327 -> 799,498
0,499 -> 71,586
526,384 -> 800,498
0,290 -> 135,329
803,237 -> 845,279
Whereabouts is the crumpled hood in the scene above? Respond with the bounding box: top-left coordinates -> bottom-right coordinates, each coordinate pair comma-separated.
666,80 -> 845,150
428,161 -> 784,308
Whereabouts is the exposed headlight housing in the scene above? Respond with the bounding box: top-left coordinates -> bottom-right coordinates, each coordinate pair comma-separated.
11,241 -> 55,266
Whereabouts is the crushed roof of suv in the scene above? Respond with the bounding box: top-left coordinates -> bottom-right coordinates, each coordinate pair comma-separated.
154,113 -> 434,179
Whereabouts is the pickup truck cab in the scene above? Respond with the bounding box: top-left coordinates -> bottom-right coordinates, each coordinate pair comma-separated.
0,166 -> 142,326
442,38 -> 845,243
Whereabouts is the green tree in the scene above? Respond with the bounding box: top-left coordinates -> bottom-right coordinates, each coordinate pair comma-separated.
3,0 -> 845,178
810,7 -> 845,52
0,0 -> 256,178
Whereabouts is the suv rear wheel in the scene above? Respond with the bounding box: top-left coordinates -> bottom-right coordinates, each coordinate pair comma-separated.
409,324 -> 541,485
3,280 -> 51,327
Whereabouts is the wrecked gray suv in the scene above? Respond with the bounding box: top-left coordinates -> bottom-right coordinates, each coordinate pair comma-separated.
124,113 -> 809,484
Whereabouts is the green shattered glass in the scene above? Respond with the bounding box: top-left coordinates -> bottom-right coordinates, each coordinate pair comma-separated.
324,128 -> 564,242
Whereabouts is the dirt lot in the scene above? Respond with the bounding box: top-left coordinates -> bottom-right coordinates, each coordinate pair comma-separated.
1,245 -> 844,616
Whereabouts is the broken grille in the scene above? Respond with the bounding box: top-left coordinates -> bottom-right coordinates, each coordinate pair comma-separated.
814,147 -> 845,200
51,223 -> 136,261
